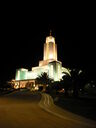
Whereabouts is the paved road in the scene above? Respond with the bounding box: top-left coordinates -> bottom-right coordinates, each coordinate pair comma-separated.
0,91 -> 96,128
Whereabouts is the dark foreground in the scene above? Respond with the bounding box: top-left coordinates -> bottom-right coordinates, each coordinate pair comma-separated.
0,91 -> 96,128
55,95 -> 96,121
53,94 -> 96,121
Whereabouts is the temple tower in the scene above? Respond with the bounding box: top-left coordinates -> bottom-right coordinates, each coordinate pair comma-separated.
43,31 -> 57,61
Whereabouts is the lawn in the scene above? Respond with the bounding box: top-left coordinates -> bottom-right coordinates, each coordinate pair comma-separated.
55,95 -> 96,121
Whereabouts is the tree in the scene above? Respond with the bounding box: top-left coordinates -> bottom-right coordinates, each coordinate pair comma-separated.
70,69 -> 79,97
70,69 -> 86,97
36,72 -> 53,92
61,74 -> 71,96
59,69 -> 88,98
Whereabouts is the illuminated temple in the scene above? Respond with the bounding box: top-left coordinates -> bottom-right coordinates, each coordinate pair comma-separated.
14,32 -> 70,89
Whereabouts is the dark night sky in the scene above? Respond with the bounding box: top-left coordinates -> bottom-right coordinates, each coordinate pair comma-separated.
0,4 -> 96,82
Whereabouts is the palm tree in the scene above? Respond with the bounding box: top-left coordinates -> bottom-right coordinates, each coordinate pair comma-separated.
36,72 -> 53,92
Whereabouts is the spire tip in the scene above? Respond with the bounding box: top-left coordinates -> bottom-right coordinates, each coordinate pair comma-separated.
50,30 -> 52,36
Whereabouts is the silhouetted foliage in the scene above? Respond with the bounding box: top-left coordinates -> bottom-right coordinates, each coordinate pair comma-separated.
58,69 -> 87,98
61,74 -> 71,96
36,72 -> 53,91
70,69 -> 87,97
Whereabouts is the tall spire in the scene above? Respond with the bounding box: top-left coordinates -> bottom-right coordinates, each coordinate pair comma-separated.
50,30 -> 52,36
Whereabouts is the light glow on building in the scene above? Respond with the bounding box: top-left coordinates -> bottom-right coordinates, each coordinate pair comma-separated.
15,32 -> 70,86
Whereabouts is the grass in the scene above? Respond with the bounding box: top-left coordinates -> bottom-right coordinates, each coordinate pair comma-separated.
54,94 -> 96,121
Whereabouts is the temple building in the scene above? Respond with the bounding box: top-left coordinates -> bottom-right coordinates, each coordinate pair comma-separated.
14,32 -> 70,89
